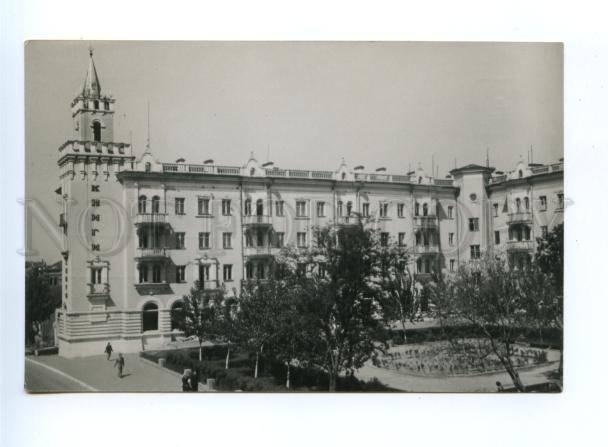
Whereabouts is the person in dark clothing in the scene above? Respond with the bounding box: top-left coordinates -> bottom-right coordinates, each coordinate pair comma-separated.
104,342 -> 113,360
189,369 -> 199,392
182,371 -> 191,392
114,353 -> 125,378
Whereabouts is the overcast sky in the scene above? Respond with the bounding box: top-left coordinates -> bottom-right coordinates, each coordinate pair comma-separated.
25,41 -> 563,262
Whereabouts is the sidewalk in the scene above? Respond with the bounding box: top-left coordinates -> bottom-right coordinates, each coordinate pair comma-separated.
29,353 -> 196,392
355,361 -> 560,392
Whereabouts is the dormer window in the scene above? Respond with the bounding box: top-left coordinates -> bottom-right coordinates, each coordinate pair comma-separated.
145,162 -> 151,172
250,168 -> 255,176
341,172 -> 346,180
93,121 -> 101,142
518,170 -> 523,178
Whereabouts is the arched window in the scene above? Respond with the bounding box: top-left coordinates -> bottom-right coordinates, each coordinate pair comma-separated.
151,196 -> 161,214
93,121 -> 101,142
256,199 -> 264,216
170,301 -> 184,331
524,197 -> 530,210
341,172 -> 346,180
138,195 -> 147,214
515,198 -> 521,212
104,100 -> 110,111
422,203 -> 428,216
415,202 -> 420,216
250,167 -> 256,176
142,302 -> 159,332
518,170 -> 523,178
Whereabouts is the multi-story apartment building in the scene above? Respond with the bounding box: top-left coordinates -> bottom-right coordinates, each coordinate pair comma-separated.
53,51 -> 564,357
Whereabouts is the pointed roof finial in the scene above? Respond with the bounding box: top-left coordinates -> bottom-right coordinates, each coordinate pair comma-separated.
82,46 -> 101,98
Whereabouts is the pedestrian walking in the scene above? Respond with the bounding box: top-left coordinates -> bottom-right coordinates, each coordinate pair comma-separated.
104,342 -> 113,360
114,353 -> 125,378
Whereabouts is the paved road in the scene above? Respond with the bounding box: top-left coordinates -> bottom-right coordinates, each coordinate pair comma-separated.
25,358 -> 95,393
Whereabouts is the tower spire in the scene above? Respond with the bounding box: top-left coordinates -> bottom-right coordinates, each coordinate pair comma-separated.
82,46 -> 101,98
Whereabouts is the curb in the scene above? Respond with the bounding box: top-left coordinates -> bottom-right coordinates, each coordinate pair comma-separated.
137,355 -> 210,392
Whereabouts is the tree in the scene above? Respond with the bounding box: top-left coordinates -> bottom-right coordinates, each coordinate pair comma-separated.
218,295 -> 239,369
371,244 -> 419,340
179,281 -> 225,361
534,223 -> 564,376
276,223 -> 389,391
431,254 -> 550,391
237,278 -> 292,379
25,262 -> 58,346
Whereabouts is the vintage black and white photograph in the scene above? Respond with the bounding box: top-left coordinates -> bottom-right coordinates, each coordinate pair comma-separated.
24,41 -> 564,393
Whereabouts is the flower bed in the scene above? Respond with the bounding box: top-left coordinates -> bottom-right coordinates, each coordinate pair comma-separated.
375,339 -> 559,377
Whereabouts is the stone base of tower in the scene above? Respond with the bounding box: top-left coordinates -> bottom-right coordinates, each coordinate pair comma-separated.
55,309 -> 176,358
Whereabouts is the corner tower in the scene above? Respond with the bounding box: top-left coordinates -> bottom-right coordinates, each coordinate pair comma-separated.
56,49 -> 135,357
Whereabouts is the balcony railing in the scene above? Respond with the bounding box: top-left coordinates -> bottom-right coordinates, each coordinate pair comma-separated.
162,163 -> 241,175
335,216 -> 360,226
87,282 -> 109,296
242,215 -> 272,226
135,247 -> 170,259
243,246 -> 277,257
413,216 -> 438,228
413,245 -> 440,255
506,240 -> 534,252
135,213 -> 168,226
507,212 -> 532,224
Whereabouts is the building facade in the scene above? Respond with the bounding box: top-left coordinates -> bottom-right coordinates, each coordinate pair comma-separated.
54,52 -> 564,357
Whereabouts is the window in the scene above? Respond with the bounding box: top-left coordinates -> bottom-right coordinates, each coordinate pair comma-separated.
199,264 -> 210,282
296,201 -> 307,217
139,265 -> 149,283
175,232 -> 185,249
380,232 -> 389,247
90,268 -> 102,284
93,121 -> 101,142
414,202 -> 420,216
470,245 -> 481,259
346,201 -> 353,216
379,203 -> 388,218
515,198 -> 521,212
145,162 -> 151,172
397,203 -> 404,218
138,231 -> 147,249
415,231 -> 421,246
469,218 -> 479,231
244,199 -> 252,216
223,264 -> 233,281
337,201 -> 343,217
142,302 -> 159,332
557,193 -> 564,209
362,203 -> 370,217
104,100 -> 110,111
257,263 -> 266,280
245,263 -> 254,280
176,266 -> 186,283
170,301 -> 184,330
539,196 -> 547,211
422,203 -> 428,216
94,100 -> 99,110
317,201 -> 326,217
494,231 -> 500,245
245,231 -> 253,248
318,263 -> 327,278
151,196 -> 161,214
541,226 -> 548,238
175,198 -> 185,215
138,195 -> 147,214
199,232 -> 210,249
493,203 -> 499,217
222,199 -> 231,216
449,259 -> 455,272
222,232 -> 232,249
198,197 -> 210,215
524,226 -> 531,240
448,206 -> 454,219
256,199 -> 264,216
524,197 -> 530,210
398,232 -> 406,247
256,230 -> 264,247
297,232 -> 307,248
448,232 -> 454,246
275,200 -> 284,216
276,232 -> 285,248
152,264 -> 162,283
